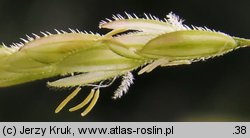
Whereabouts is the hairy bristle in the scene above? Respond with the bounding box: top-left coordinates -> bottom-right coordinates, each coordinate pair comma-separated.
99,12 -> 166,28
6,28 -> 101,52
112,72 -> 134,99
99,12 -> 222,35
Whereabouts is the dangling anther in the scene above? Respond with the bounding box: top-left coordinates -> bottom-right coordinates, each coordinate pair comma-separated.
55,87 -> 81,113
69,89 -> 95,112
81,89 -> 100,117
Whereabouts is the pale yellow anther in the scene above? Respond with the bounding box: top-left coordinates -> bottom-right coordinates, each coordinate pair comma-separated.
138,58 -> 169,75
104,29 -> 127,37
81,89 -> 100,117
69,89 -> 95,112
55,87 -> 81,113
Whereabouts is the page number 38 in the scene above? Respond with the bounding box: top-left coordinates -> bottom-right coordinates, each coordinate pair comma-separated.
233,126 -> 247,134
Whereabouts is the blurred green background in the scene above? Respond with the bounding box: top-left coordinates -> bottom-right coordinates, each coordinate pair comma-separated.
0,0 -> 250,121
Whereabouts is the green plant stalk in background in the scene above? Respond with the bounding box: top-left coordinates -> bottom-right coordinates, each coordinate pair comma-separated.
0,12 -> 249,117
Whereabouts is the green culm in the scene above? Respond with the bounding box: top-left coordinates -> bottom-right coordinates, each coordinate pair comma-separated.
0,12 -> 249,116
